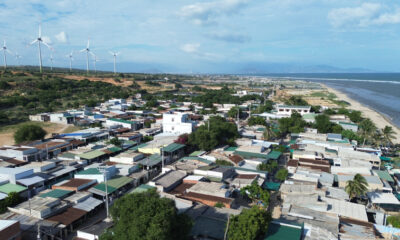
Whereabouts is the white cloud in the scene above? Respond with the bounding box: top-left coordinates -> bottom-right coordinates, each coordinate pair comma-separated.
180,0 -> 249,25
328,3 -> 400,28
181,43 -> 200,53
55,31 -> 68,43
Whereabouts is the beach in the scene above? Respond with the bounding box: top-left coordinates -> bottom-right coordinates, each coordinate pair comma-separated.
323,84 -> 400,144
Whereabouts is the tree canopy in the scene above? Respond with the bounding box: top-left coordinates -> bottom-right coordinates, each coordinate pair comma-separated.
345,174 -> 368,202
100,190 -> 192,240
227,206 -> 271,240
248,116 -> 266,126
14,124 -> 46,144
278,112 -> 307,135
275,168 -> 288,182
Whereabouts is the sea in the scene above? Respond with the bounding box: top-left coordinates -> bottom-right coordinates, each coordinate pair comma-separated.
260,73 -> 400,128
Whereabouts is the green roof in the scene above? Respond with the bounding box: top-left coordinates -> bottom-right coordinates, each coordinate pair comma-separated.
0,183 -> 27,194
256,127 -> 266,132
180,156 -> 213,165
264,221 -> 303,240
234,151 -> 269,159
130,143 -> 148,151
163,143 -> 185,153
380,156 -> 392,161
138,154 -> 162,167
267,151 -> 282,160
190,151 -> 205,157
224,146 -> 238,152
107,147 -> 122,153
263,182 -> 281,191
131,184 -> 156,194
58,152 -> 76,159
79,150 -> 106,160
39,189 -> 73,199
93,184 -> 117,194
374,170 -> 394,183
124,140 -> 137,145
75,168 -> 101,175
107,176 -> 134,189
302,113 -> 316,120
108,118 -> 136,124
339,121 -> 358,126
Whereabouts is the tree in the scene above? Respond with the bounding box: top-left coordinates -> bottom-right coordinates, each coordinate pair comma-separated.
248,116 -> 266,126
240,181 -> 270,207
278,112 -> 306,136
382,126 -> 396,146
387,215 -> 400,228
228,106 -> 242,119
285,96 -> 308,106
100,190 -> 192,240
314,114 -> 333,133
215,159 -> 234,166
227,206 -> 271,240
14,124 -> 46,144
275,168 -> 288,182
345,174 -> 368,202
359,119 -> 377,146
348,110 -> 362,123
110,137 -> 122,147
257,160 -> 278,172
263,124 -> 275,140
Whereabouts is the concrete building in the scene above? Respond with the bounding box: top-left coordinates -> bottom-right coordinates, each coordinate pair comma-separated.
105,118 -> 140,130
0,146 -> 40,162
162,111 -> 195,135
0,220 -> 21,240
276,105 -> 311,116
49,112 -> 75,124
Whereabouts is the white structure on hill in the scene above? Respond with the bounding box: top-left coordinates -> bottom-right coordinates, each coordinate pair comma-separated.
276,105 -> 311,116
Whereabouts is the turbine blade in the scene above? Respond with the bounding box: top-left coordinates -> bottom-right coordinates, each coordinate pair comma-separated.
42,41 -> 53,50
109,51 -> 114,55
30,39 -> 38,45
116,52 -> 121,56
87,39 -> 90,49
6,49 -> 12,55
39,24 -> 42,38
89,51 -> 95,57
80,49 -> 86,53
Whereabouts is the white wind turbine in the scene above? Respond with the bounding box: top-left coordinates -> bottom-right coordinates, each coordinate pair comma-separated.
91,53 -> 100,74
66,51 -> 73,72
49,52 -> 54,71
15,52 -> 22,66
80,39 -> 92,74
109,51 -> 120,75
30,23 -> 52,73
2,40 -> 12,69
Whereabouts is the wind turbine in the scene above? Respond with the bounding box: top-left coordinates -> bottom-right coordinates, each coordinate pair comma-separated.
109,51 -> 120,75
49,52 -> 54,71
66,51 -> 73,72
2,40 -> 12,69
91,53 -> 100,74
80,39 -> 92,74
15,52 -> 22,66
30,23 -> 52,73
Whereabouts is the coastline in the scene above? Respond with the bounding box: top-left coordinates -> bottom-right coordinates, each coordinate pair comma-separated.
321,83 -> 400,144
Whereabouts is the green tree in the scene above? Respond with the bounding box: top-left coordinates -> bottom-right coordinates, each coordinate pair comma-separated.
341,130 -> 363,143
228,106 -> 242,119
240,181 -> 270,207
348,110 -> 362,123
227,206 -> 271,240
382,126 -> 396,146
387,215 -> 400,228
275,168 -> 288,182
14,124 -> 46,144
257,161 -> 278,172
359,119 -> 377,146
110,137 -> 122,147
285,96 -> 308,106
314,114 -> 333,133
278,112 -> 306,136
345,174 -> 368,202
100,190 -> 192,240
248,116 -> 266,126
215,159 -> 234,166
263,124 -> 275,140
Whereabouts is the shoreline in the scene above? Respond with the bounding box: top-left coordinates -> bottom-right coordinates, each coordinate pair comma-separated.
321,84 -> 400,144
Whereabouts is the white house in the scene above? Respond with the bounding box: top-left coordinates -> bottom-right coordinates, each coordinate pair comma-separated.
162,111 -> 195,135
49,112 -> 75,124
276,105 -> 311,116
105,118 -> 140,130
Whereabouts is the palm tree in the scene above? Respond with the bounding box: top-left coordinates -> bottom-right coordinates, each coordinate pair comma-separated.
345,174 -> 368,202
263,124 -> 275,140
359,119 -> 377,146
382,126 -> 396,147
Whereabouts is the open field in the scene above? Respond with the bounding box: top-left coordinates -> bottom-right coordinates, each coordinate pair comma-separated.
0,122 -> 80,146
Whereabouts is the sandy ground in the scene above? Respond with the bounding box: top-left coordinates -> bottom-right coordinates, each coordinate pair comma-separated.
0,122 -> 73,146
323,84 -> 400,144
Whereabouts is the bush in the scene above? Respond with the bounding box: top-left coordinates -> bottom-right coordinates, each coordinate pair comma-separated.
275,168 -> 288,182
14,124 -> 46,144
214,202 -> 224,208
387,216 -> 400,228
215,159 -> 234,166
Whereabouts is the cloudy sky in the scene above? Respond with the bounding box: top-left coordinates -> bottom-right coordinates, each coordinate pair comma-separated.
1,0 -> 400,73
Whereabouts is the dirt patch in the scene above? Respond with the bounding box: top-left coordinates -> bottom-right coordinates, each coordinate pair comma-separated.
63,75 -> 133,87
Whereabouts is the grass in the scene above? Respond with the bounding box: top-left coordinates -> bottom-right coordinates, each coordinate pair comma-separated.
0,121 -> 58,133
309,91 -> 337,99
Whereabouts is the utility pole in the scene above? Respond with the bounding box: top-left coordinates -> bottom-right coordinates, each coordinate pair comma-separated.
98,167 -> 109,219
37,223 -> 41,240
161,146 -> 164,169
224,215 -> 230,240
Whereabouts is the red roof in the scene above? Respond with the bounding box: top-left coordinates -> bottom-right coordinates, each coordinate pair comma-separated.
47,208 -> 87,225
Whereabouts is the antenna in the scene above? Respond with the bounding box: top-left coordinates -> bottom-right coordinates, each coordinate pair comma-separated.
30,23 -> 52,73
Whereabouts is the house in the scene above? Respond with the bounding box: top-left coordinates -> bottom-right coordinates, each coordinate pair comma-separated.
162,111 -> 195,135
109,151 -> 145,164
74,166 -> 117,183
52,178 -> 97,192
76,221 -> 113,240
276,105 -> 311,116
0,146 -> 40,162
49,112 -> 75,124
105,118 -> 140,130
149,170 -> 187,192
0,220 -> 21,240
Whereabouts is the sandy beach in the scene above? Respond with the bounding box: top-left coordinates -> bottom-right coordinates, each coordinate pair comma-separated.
322,84 -> 400,144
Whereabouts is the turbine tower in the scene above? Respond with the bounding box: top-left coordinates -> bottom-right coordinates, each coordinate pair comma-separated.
80,39 -> 92,74
30,23 -> 52,73
49,52 -> 54,71
109,51 -> 120,75
2,40 -> 12,69
15,53 -> 22,66
66,51 -> 73,72
91,53 -> 99,74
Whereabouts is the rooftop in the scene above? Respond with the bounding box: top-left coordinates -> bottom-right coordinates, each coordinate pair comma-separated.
264,221 -> 303,240
0,183 -> 27,194
163,143 -> 185,153
39,189 -> 73,199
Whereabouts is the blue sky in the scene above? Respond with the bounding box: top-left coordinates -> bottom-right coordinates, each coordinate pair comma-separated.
1,0 -> 400,73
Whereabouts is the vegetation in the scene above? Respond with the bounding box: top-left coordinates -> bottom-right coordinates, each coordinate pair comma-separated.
387,215 -> 400,228
275,168 -> 289,182
248,116 -> 266,126
257,160 -> 278,172
215,159 -> 234,166
227,106 -> 243,119
143,136 -> 154,142
285,96 -> 308,106
252,100 -> 274,114
240,181 -> 270,207
110,137 -> 122,147
382,126 -> 396,146
188,116 -> 239,151
14,124 -> 46,144
359,119 -> 377,146
278,112 -> 307,136
100,190 -> 192,240
214,202 -> 224,208
262,124 -> 276,140
227,206 -> 271,240
0,192 -> 22,214
345,174 -> 368,202
314,114 -> 342,134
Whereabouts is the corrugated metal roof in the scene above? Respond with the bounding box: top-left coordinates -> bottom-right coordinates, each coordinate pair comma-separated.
47,207 -> 87,226
107,176 -> 134,189
108,118 -> 136,124
0,183 -> 27,194
107,147 -> 122,153
79,150 -> 106,160
374,170 -> 394,183
163,143 -> 185,153
17,176 -> 45,186
130,143 -> 148,151
264,221 -> 303,240
75,168 -> 101,175
73,197 -> 102,212
0,192 -> 8,200
90,184 -> 117,195
233,151 -> 269,159
39,189 -> 73,199
138,154 -> 162,167
267,151 -> 282,160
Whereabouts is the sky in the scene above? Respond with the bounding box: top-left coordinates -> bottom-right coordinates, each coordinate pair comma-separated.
1,0 -> 400,73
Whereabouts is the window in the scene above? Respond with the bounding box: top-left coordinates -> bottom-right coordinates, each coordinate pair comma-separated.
171,118 -> 174,122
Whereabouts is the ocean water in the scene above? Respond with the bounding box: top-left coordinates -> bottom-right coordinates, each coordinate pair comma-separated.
261,73 -> 400,128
